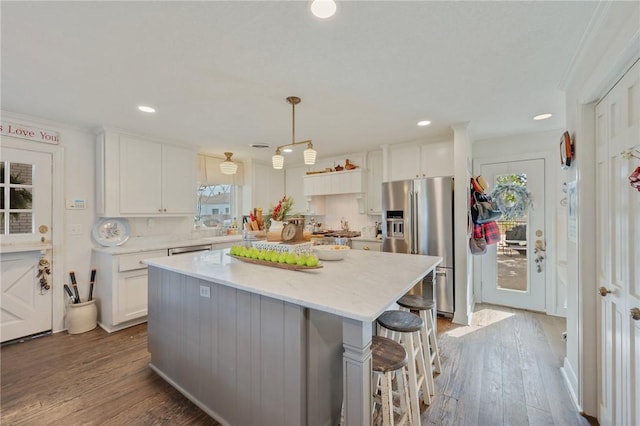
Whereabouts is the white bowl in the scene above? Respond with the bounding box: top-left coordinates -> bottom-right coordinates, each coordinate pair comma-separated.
313,245 -> 350,261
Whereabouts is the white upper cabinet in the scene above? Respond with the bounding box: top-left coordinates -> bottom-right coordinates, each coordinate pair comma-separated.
303,169 -> 366,196
242,159 -> 285,213
388,141 -> 454,181
96,131 -> 197,217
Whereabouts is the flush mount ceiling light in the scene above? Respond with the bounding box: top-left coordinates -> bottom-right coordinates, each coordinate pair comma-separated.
533,113 -> 553,121
310,0 -> 337,19
272,96 -> 317,170
138,105 -> 156,113
417,120 -> 431,126
219,152 -> 238,175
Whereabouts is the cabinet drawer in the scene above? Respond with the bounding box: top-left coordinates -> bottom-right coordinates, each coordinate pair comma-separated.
351,241 -> 381,251
118,250 -> 167,272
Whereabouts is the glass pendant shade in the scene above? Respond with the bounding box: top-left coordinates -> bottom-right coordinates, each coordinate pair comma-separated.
272,152 -> 284,169
303,145 -> 317,165
220,152 -> 238,175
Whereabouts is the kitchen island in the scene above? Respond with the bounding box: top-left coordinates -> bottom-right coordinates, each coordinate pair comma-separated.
144,248 -> 441,426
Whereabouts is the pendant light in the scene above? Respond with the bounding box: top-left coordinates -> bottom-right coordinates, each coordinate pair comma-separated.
220,152 -> 238,175
272,96 -> 317,169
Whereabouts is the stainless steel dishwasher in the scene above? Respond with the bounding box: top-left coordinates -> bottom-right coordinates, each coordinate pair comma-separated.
167,244 -> 213,256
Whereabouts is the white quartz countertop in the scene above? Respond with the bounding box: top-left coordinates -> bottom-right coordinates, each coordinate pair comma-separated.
91,235 -> 243,255
144,248 -> 442,323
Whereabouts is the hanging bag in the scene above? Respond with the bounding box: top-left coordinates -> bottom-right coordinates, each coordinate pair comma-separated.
471,191 -> 502,224
469,235 -> 487,255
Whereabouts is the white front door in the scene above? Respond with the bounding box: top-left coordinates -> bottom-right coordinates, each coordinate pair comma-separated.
595,59 -> 639,426
0,148 -> 53,342
479,158 -> 547,312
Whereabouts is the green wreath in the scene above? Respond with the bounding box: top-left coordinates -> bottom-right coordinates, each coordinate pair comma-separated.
490,183 -> 533,220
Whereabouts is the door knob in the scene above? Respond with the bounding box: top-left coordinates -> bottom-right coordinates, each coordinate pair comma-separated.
598,286 -> 613,297
631,307 -> 640,321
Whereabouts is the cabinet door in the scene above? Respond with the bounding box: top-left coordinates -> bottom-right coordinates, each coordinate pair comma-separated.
419,142 -> 454,177
390,145 -> 420,181
116,270 -> 148,324
119,137 -> 163,214
162,144 -> 196,214
249,161 -> 285,211
285,166 -> 307,213
367,151 -> 383,214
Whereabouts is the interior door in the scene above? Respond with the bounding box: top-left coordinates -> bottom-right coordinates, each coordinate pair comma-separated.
595,59 -> 639,426
0,147 -> 53,342
479,158 -> 546,312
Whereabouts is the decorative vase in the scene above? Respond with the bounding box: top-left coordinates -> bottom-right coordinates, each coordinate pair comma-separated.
267,220 -> 284,242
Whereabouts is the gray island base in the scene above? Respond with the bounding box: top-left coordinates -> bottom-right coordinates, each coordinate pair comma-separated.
145,249 -> 441,425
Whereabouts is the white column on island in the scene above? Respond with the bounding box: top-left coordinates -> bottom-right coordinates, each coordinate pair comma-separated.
342,317 -> 372,426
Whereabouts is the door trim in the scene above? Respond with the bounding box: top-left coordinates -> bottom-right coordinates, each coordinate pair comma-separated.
473,149 -> 558,316
1,137 -> 65,332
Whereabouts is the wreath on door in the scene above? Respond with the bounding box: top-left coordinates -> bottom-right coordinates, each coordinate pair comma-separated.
491,183 -> 533,220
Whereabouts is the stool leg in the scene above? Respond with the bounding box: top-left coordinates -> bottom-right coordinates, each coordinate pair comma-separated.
426,309 -> 442,374
419,310 -> 435,396
396,366 -> 413,426
382,371 -> 395,426
401,332 -> 424,425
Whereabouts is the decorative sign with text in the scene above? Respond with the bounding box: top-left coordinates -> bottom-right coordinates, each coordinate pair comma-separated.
0,121 -> 59,144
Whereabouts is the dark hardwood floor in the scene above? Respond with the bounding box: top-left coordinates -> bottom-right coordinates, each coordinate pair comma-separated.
1,304 -> 596,425
1,324 -> 219,425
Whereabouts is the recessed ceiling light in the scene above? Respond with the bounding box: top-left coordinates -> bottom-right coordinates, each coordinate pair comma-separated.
310,0 -> 337,19
533,113 -> 552,121
283,148 -> 293,153
417,120 -> 431,127
138,105 -> 156,113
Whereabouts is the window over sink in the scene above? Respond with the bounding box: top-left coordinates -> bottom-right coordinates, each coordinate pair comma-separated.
196,184 -> 237,228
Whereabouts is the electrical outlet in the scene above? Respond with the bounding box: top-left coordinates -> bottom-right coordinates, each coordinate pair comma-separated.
199,285 -> 210,298
70,224 -> 83,235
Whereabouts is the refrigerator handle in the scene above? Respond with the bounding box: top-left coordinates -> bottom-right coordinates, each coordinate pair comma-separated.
413,191 -> 420,254
409,190 -> 416,254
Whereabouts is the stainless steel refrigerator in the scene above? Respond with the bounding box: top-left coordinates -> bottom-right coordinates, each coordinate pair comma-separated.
382,176 -> 455,315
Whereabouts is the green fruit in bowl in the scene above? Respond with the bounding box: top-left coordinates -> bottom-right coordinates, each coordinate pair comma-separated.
296,254 -> 308,266
286,253 -> 298,265
278,252 -> 288,263
306,254 -> 319,267
270,251 -> 280,262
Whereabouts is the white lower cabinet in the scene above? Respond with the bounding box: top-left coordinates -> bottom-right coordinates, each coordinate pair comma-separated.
92,249 -> 167,332
351,239 -> 381,252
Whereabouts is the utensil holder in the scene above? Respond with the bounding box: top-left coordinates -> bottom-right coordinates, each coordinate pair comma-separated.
67,299 -> 98,334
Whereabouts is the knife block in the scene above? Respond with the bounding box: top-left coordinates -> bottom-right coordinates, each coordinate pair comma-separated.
66,299 -> 98,334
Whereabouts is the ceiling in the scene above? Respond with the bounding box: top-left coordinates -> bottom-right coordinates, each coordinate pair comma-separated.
1,1 -> 600,166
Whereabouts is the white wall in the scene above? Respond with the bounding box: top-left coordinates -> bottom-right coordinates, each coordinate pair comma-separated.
562,1 -> 639,416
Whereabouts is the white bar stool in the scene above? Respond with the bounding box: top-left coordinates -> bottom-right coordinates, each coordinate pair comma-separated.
371,335 -> 412,426
397,295 -> 442,397
377,310 -> 430,425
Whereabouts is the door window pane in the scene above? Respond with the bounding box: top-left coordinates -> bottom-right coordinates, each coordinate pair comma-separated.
1,161 -> 35,235
496,173 -> 529,291
8,212 -> 32,234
